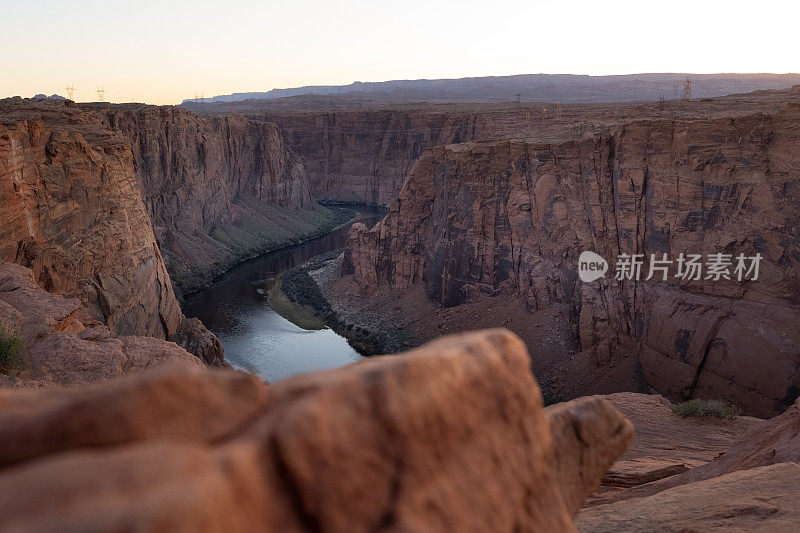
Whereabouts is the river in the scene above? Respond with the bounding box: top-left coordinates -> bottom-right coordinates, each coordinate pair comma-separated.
182,208 -> 385,382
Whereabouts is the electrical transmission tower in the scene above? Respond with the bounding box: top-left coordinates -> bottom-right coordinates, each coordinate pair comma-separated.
516,92 -> 521,107
65,84 -> 75,101
96,87 -> 105,102
681,77 -> 693,101
194,92 -> 205,111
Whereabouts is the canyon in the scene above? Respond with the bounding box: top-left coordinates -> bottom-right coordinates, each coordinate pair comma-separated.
195,88 -> 800,416
99,104 -> 345,293
8,88 -> 792,413
2,85 -> 800,530
195,87 -> 800,418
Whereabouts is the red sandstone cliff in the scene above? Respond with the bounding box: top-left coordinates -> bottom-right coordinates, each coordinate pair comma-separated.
0,97 -> 346,364
344,110 -> 800,417
101,105 -> 342,292
0,99 -> 222,364
261,110 -> 482,205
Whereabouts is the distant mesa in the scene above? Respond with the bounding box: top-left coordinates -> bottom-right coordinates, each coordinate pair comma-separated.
181,72 -> 800,106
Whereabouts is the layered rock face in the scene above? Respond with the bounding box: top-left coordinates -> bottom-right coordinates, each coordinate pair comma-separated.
0,99 -> 222,363
262,110 -> 483,205
1,103 -> 181,338
102,106 -> 342,292
345,112 -> 800,417
0,329 -> 633,532
1,97 -> 345,364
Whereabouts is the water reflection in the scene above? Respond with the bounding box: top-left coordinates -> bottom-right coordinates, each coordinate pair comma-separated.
183,208 -> 385,382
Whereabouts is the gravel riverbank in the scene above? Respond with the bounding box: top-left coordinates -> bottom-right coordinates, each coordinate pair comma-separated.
279,253 -> 418,355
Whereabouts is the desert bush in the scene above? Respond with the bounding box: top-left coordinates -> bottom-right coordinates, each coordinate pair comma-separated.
0,324 -> 25,370
671,399 -> 741,419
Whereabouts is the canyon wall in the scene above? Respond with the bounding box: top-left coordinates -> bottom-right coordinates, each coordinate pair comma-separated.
0,99 -> 220,363
227,88 -> 800,210
1,98 -> 344,365
345,112 -> 800,417
0,102 -> 183,339
261,110 -> 484,205
101,105 -> 343,293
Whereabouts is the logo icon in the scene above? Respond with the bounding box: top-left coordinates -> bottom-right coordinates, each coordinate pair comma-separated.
578,251 -> 608,282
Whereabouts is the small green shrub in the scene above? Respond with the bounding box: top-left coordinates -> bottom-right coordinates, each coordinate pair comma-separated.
0,324 -> 25,370
671,399 -> 741,419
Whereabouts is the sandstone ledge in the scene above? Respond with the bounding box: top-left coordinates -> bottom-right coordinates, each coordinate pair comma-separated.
577,463 -> 800,532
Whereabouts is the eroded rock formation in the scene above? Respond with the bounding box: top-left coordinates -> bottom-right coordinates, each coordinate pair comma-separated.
582,392 -> 759,506
0,329 -> 633,532
578,463 -> 800,532
344,109 -> 800,417
590,393 -> 800,506
0,263 -> 203,387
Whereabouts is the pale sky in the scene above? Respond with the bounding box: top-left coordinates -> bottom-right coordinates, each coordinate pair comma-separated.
2,0 -> 796,105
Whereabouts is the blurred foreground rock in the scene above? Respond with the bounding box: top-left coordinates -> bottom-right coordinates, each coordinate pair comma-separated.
0,329 -> 632,532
